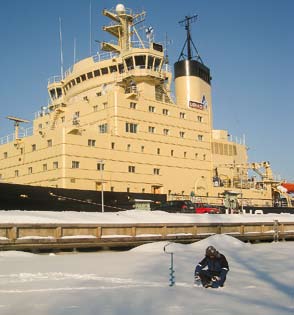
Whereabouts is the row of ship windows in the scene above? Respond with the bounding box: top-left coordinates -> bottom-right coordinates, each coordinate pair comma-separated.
38,103 -> 203,131
63,65 -> 121,94
1,139 -> 207,160
125,122 -> 204,140
130,102 -> 204,122
0,163 -> 161,178
62,54 -> 163,94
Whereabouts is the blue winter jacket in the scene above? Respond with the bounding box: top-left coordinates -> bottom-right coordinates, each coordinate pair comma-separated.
195,252 -> 229,283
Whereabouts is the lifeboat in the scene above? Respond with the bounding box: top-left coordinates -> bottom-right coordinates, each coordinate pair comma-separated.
281,183 -> 294,193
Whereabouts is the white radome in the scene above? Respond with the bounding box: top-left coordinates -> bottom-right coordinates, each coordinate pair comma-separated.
116,4 -> 126,14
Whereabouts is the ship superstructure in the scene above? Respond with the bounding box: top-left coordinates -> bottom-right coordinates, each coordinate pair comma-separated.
0,4 -> 291,208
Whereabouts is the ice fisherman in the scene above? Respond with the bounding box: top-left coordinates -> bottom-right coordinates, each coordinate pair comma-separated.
194,246 -> 229,288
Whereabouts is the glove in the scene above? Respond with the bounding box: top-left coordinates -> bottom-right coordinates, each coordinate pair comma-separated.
194,274 -> 200,281
212,276 -> 221,282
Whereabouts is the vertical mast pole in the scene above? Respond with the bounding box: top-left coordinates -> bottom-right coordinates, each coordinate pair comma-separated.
59,17 -> 64,80
89,1 -> 92,56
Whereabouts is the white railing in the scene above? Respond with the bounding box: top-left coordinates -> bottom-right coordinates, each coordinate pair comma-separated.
92,51 -> 119,63
48,75 -> 62,85
0,126 -> 33,145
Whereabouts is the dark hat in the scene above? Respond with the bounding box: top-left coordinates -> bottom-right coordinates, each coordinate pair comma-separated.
206,246 -> 217,257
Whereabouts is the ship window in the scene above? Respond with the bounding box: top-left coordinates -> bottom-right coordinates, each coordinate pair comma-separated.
118,63 -> 124,74
149,106 -> 155,112
71,79 -> 76,86
99,123 -> 108,133
56,88 -> 62,97
125,57 -> 134,70
128,165 -> 135,173
125,122 -> 138,133
153,168 -> 160,175
163,128 -> 169,135
88,139 -> 96,147
81,74 -> 86,81
148,126 -> 155,133
87,72 -> 93,79
76,77 -> 81,83
72,161 -> 80,169
97,162 -> 104,171
50,89 -> 56,100
147,56 -> 154,69
154,58 -> 161,70
109,65 -> 117,73
101,67 -> 108,75
135,55 -> 146,68
94,69 -> 100,77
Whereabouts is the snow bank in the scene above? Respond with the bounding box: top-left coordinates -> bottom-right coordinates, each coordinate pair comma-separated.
130,234 -> 249,253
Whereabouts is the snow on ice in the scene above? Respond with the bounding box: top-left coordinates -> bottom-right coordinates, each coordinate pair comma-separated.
0,233 -> 293,315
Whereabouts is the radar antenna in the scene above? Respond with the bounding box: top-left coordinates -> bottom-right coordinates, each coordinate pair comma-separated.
6,116 -> 30,140
178,15 -> 203,63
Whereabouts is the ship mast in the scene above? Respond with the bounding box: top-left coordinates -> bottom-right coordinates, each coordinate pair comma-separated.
178,15 -> 203,63
101,4 -> 146,54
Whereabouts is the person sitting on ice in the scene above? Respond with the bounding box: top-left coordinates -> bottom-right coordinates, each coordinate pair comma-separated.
194,246 -> 229,288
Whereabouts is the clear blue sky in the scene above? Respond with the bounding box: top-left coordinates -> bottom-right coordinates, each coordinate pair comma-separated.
0,0 -> 293,180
